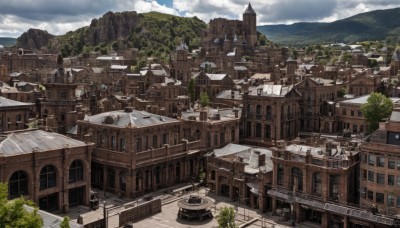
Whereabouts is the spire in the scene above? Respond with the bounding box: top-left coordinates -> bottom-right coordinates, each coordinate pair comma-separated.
244,2 -> 256,14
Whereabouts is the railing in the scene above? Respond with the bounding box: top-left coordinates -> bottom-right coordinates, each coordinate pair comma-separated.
94,148 -> 129,164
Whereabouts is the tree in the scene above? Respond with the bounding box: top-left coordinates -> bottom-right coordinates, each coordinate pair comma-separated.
60,216 -> 70,228
199,92 -> 210,108
0,183 -> 43,228
188,78 -> 196,102
216,206 -> 237,228
361,92 -> 394,133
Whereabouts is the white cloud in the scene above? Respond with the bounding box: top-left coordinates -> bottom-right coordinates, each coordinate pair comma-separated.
1,0 -> 400,37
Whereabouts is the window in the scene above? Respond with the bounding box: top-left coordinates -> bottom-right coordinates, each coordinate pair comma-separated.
388,175 -> 395,186
397,176 -> 400,187
361,187 -> 366,198
377,157 -> 385,167
397,197 -> 400,208
361,154 -> 367,163
69,160 -> 83,183
9,171 -> 28,198
389,159 -> 395,169
388,195 -> 394,207
256,105 -> 261,119
397,160 -> 400,170
342,108 -> 346,116
377,173 -> 385,184
329,175 -> 340,200
312,173 -> 322,195
220,132 -> 225,145
368,171 -> 374,182
376,192 -> 384,204
119,138 -> 125,152
265,125 -> 271,139
266,106 -> 272,120
107,169 -> 115,188
214,134 -> 218,146
152,135 -> 158,148
162,133 -> 168,145
351,110 -> 354,116
231,129 -> 235,142
136,137 -> 142,152
277,164 -> 284,186
111,135 -> 116,149
358,110 -> 362,117
255,123 -> 262,138
291,167 -> 303,191
368,190 -> 374,201
40,165 -> 57,190
246,122 -> 252,137
368,154 -> 375,166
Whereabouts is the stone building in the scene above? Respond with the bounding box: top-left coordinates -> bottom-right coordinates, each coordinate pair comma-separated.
170,43 -> 192,87
0,129 -> 94,213
193,72 -> 234,102
242,84 -> 301,146
78,108 -> 207,198
360,108 -> 400,216
206,144 -> 273,212
295,77 -> 342,133
268,136 -> 398,227
338,95 -> 400,134
0,96 -> 34,132
348,72 -> 382,97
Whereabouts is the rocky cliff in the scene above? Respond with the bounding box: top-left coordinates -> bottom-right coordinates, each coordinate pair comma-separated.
16,28 -> 54,49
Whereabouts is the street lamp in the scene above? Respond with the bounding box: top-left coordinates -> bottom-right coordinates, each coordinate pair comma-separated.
103,200 -> 107,228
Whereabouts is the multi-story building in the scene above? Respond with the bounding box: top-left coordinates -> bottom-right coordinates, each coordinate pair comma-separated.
170,43 -> 192,87
242,84 -> 301,146
0,96 -> 34,132
206,143 -> 273,212
0,129 -> 94,213
360,108 -> 400,215
348,72 -> 381,97
268,136 -> 399,227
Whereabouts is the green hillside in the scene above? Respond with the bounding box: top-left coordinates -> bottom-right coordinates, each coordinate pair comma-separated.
32,11 -> 206,61
0,37 -> 17,47
258,7 -> 400,46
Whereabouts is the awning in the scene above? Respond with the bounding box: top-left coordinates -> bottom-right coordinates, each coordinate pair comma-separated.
267,189 -> 289,200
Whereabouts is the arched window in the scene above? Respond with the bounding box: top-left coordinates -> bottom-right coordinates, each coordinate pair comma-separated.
136,137 -> 142,152
119,137 -> 125,152
69,160 -> 84,183
266,105 -> 272,120
291,167 -> 303,191
40,165 -> 57,190
256,105 -> 261,119
9,171 -> 28,198
265,125 -> 271,139
312,172 -> 322,195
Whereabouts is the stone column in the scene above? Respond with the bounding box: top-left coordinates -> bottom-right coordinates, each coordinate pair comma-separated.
271,197 -> 277,215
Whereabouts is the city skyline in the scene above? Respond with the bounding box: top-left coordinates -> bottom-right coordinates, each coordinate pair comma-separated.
1,0 -> 400,37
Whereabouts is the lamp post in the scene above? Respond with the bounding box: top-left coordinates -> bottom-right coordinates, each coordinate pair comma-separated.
103,200 -> 107,228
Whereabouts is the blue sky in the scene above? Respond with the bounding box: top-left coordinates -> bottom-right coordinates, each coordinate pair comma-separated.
1,0 -> 400,37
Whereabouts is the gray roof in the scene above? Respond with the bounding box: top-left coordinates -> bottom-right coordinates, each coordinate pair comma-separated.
216,90 -> 242,100
214,143 -> 273,174
24,205 -> 83,228
244,3 -> 256,14
206,74 -> 227,81
85,109 -> 178,128
0,96 -> 34,108
341,95 -> 400,105
234,66 -> 247,71
0,130 -> 87,157
249,84 -> 294,97
390,110 -> 400,122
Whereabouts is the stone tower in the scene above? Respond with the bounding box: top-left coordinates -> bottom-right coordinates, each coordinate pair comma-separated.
170,42 -> 192,87
243,3 -> 257,48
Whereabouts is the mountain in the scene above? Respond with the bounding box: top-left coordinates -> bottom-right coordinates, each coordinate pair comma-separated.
16,29 -> 54,49
0,37 -> 17,47
16,11 -> 207,60
258,7 -> 400,46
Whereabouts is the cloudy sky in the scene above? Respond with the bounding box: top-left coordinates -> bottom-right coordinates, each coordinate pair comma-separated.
1,0 -> 400,37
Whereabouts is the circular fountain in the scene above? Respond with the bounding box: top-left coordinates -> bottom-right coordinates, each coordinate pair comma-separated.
177,195 -> 213,221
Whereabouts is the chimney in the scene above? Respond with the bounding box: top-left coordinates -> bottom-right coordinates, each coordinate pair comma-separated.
199,109 -> 208,121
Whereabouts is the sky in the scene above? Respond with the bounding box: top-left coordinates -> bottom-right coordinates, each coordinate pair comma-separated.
1,0 -> 400,37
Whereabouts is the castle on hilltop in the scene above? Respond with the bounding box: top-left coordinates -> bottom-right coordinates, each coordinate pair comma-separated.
201,3 -> 258,70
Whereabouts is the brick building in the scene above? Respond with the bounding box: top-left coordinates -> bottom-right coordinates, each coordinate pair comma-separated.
0,96 -> 34,132
242,84 -> 301,146
0,129 -> 94,213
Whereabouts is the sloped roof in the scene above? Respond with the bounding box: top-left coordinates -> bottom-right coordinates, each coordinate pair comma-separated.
0,130 -> 87,157
85,109 -> 178,128
207,74 -> 227,81
244,3 -> 256,14
249,84 -> 295,97
0,96 -> 34,108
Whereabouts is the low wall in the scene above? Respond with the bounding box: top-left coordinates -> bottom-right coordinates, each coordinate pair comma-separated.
119,199 -> 162,226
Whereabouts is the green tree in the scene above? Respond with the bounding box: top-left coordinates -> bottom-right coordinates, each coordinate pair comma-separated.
60,216 -> 70,228
361,92 -> 394,132
188,78 -> 196,102
0,183 -> 43,228
216,206 -> 237,228
199,92 -> 210,108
